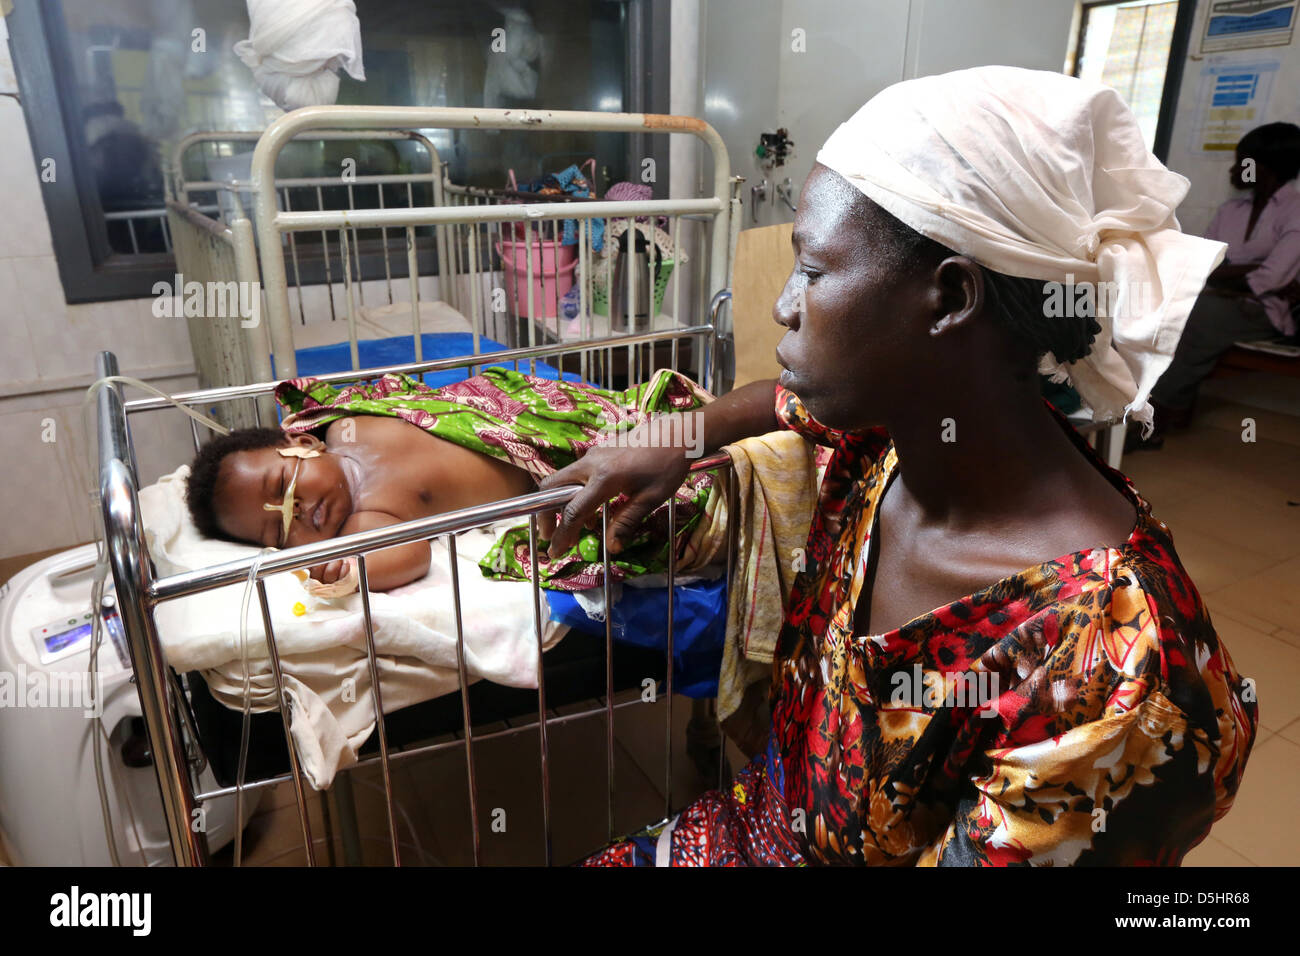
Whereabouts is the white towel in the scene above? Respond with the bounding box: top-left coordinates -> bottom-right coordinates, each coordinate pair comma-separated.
233,0 -> 365,112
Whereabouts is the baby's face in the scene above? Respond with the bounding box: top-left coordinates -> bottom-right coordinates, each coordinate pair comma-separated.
214,442 -> 353,548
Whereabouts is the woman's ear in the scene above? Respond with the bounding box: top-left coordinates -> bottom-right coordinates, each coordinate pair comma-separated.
929,256 -> 983,337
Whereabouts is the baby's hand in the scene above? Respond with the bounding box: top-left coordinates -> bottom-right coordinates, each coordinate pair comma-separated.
309,558 -> 351,584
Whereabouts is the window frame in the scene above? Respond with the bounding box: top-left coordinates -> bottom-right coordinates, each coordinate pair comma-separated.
1070,0 -> 1197,164
6,0 -> 669,305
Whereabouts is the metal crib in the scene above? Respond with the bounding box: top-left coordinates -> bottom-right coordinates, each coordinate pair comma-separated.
96,325 -> 741,866
164,106 -> 743,425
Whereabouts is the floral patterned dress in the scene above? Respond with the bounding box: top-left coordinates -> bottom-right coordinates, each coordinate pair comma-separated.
584,385 -> 1258,866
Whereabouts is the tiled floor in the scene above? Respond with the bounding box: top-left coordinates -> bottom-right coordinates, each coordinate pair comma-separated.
1121,395 -> 1300,868
1,392 -> 1294,868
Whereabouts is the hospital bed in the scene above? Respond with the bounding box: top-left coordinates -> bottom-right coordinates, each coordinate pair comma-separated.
88,106 -> 741,866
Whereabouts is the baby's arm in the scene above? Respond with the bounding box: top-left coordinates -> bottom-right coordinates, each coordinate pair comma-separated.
308,510 -> 432,591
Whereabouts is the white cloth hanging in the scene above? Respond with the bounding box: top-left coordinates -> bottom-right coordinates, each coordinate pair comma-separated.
233,0 -> 365,112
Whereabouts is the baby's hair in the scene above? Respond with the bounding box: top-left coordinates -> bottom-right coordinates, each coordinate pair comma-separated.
186,426 -> 287,541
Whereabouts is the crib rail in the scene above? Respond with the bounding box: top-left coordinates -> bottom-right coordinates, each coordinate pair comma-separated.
171,113 -> 735,402
97,329 -> 735,866
240,107 -> 733,382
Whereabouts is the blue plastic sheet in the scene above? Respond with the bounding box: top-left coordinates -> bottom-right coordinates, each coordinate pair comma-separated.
546,577 -> 728,698
280,332 -> 582,388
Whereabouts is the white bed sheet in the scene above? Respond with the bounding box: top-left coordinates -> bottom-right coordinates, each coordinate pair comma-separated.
139,465 -> 564,789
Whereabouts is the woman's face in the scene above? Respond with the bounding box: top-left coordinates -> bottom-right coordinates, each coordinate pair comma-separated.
213,436 -> 353,548
772,163 -> 937,431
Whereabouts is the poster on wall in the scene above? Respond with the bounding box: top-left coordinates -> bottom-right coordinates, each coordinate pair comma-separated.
1200,0 -> 1297,53
1189,57 -> 1281,153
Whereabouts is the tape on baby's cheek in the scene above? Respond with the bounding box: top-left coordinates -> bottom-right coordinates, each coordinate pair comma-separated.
276,446 -> 322,460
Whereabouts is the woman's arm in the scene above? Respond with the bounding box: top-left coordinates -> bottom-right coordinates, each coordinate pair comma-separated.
538,378 -> 779,557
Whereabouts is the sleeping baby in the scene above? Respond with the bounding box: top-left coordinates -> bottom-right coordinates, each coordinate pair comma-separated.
185,367 -> 717,592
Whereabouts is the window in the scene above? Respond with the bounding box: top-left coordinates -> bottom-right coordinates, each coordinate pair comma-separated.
1071,0 -> 1188,154
8,0 -> 665,303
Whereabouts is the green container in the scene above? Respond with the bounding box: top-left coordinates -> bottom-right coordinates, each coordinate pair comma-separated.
593,258 -> 675,318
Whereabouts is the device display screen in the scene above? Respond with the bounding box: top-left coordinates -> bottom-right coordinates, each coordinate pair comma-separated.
44,622 -> 93,654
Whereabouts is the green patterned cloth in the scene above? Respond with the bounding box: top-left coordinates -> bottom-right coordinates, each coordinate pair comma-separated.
274,367 -> 718,590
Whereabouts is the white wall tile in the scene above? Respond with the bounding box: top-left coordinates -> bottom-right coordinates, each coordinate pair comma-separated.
0,98 -> 55,259
11,254 -> 77,380
0,410 -> 84,556
0,259 -> 39,383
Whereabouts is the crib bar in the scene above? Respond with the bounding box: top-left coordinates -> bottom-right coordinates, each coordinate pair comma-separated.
255,579 -> 317,866
346,184 -> 365,310
664,495 -> 676,821
446,535 -> 481,866
377,184 -> 394,305
314,187 -> 337,325
647,219 -> 656,376
405,226 -> 423,370
582,217 -> 592,382
354,555 -> 402,866
273,198 -> 722,233
626,217 -> 635,385
340,228 -> 360,371
525,221 -> 536,374
602,504 -> 615,843
670,214 -> 681,369
126,327 -> 713,415
528,517 -> 553,866
281,190 -> 309,328
469,214 -> 481,358
721,466 -> 740,792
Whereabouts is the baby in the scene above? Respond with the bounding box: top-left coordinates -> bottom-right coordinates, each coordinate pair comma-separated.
185,367 -> 717,593
186,416 -> 538,591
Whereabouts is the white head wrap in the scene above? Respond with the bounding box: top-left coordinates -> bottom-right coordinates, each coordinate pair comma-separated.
817,66 -> 1226,433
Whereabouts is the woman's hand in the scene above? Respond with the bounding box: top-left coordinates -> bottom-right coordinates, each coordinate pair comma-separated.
537,426 -> 692,559
537,379 -> 780,559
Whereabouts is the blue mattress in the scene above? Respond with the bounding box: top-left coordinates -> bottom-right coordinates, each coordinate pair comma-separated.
284,332 -> 581,389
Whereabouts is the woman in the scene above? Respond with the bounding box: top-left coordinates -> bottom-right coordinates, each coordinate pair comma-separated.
1136,122 -> 1300,448
543,66 -> 1258,866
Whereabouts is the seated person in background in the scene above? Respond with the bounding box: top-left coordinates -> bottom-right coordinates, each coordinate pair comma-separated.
184,368 -> 716,592
1136,122 -> 1300,449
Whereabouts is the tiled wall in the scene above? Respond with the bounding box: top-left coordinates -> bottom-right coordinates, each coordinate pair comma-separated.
0,21 -> 198,560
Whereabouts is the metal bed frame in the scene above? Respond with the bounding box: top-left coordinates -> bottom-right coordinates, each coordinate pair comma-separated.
166,107 -> 741,419
97,328 -> 739,867
97,107 -> 742,866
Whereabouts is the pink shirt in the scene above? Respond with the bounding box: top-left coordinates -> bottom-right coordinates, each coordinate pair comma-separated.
1205,185 -> 1300,337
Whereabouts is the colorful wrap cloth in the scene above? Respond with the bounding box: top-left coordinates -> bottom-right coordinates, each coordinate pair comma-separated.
516,163 -> 604,250
274,367 -> 721,590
